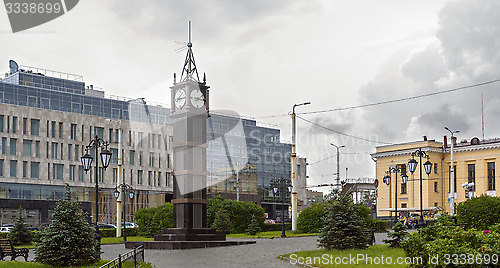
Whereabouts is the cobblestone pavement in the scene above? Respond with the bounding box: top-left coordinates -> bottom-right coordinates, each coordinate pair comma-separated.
23,232 -> 406,267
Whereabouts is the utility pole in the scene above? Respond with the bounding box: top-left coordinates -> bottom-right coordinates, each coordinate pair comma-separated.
291,102 -> 310,231
445,127 -> 459,215
330,143 -> 345,192
116,129 -> 122,238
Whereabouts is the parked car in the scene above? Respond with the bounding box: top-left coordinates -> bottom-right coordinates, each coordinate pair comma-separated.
0,227 -> 13,233
264,219 -> 275,224
121,222 -> 138,228
98,223 -> 117,229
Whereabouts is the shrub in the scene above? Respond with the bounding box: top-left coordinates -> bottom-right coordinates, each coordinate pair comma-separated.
207,195 -> 265,233
8,206 -> 32,245
297,203 -> 324,233
35,185 -> 99,267
367,220 -> 388,233
318,193 -> 368,250
383,221 -> 408,248
99,228 -> 137,238
456,195 -> 500,230
401,214 -> 500,267
245,214 -> 261,235
211,209 -> 232,234
135,203 -> 173,237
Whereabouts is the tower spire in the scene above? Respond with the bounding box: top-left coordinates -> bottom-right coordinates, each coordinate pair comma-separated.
180,21 -> 200,82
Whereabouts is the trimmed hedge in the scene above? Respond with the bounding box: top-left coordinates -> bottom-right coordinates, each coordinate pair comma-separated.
99,228 -> 137,238
262,222 -> 291,232
456,195 -> 500,230
135,203 -> 173,237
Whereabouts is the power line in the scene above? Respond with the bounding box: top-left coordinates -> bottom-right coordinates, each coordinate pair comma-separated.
296,115 -> 394,145
254,79 -> 500,119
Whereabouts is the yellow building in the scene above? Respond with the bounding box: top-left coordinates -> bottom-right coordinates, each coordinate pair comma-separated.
372,136 -> 500,220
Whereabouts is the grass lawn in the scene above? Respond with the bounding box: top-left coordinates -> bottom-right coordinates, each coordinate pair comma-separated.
281,245 -> 410,267
227,230 -> 317,238
0,260 -> 110,268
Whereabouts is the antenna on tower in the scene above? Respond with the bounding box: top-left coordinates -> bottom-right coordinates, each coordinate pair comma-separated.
179,21 -> 200,82
481,93 -> 485,140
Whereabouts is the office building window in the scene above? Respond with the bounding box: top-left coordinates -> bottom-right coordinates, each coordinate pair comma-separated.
31,119 -> 40,136
23,118 -> 27,134
53,164 -> 63,180
31,162 -> 39,179
59,122 -> 63,138
111,148 -> 118,164
139,152 -> 143,166
138,132 -> 143,147
449,165 -> 457,192
35,141 -> 40,157
148,171 -> 152,185
158,172 -> 161,187
468,164 -> 475,185
137,170 -> 143,185
69,165 -> 75,181
70,124 -> 77,140
12,116 -> 17,133
401,183 -> 407,194
22,161 -> 27,178
488,162 -> 495,191
75,145 -> 79,161
149,152 -> 154,167
0,115 -> 3,132
10,160 -> 17,177
434,202 -> 438,207
23,140 -> 32,157
68,144 -> 72,160
434,163 -> 438,174
51,121 -> 56,138
109,129 -> 113,143
10,138 -> 17,155
434,182 -> 438,192
78,165 -> 84,182
166,173 -> 170,187
51,142 -> 58,159
98,167 -> 103,183
112,168 -> 118,184
129,150 -> 135,165
401,203 -> 407,208
1,137 -> 5,154
152,134 -> 155,148
0,159 -> 3,176
94,127 -> 104,139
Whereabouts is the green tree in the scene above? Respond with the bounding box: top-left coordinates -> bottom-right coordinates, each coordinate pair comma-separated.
35,185 -> 99,267
318,192 -> 368,250
383,221 -> 408,248
207,195 -> 265,233
245,214 -> 261,235
211,209 -> 232,234
8,206 -> 32,246
297,203 -> 324,233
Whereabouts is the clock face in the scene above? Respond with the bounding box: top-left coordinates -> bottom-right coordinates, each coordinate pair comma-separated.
174,89 -> 186,109
190,89 -> 205,108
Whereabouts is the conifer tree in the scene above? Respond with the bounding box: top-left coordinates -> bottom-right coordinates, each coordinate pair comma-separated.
318,192 -> 368,250
245,214 -> 262,235
8,206 -> 32,246
383,221 -> 408,248
35,184 -> 100,267
211,209 -> 232,234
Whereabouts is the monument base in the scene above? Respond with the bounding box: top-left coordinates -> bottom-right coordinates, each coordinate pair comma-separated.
125,228 -> 256,250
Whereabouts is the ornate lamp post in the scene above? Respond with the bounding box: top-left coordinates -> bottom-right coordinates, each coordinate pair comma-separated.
407,149 -> 432,224
273,178 -> 292,238
383,164 -> 408,222
114,183 -> 135,242
81,135 -> 112,241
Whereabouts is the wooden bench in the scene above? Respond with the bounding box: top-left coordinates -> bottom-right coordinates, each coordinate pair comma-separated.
0,239 -> 29,261
363,230 -> 375,245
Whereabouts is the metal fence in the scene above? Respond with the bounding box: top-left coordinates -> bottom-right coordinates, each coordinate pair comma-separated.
97,244 -> 144,268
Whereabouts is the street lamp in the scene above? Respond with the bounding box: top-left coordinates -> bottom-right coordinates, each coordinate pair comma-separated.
114,183 -> 135,242
461,182 -> 475,199
445,127 -> 459,215
81,135 -> 112,243
330,143 -> 345,192
291,101 -> 311,231
383,164 -> 407,222
407,149 -> 432,224
273,178 -> 291,238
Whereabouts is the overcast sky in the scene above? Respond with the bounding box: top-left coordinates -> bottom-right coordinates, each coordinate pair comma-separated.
2,0 -> 500,192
